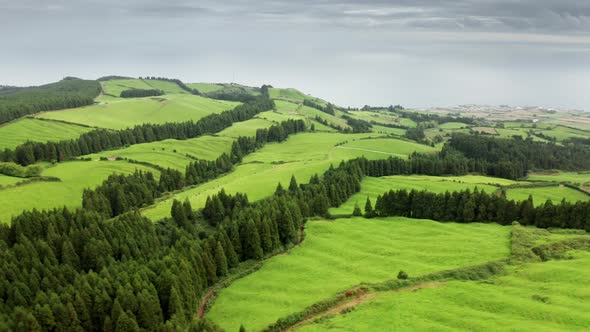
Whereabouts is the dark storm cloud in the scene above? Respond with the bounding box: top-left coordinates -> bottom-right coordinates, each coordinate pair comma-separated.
1,0 -> 590,110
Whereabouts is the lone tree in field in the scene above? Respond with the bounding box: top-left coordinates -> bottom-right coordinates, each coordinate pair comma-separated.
397,270 -> 409,280
352,202 -> 362,216
364,197 -> 373,218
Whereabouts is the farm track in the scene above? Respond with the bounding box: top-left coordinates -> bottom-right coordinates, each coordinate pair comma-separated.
197,289 -> 216,319
282,282 -> 444,332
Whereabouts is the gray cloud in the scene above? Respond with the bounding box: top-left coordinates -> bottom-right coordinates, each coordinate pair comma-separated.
1,0 -> 590,110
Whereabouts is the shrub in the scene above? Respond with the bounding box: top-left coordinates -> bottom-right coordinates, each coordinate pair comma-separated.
397,270 -> 409,280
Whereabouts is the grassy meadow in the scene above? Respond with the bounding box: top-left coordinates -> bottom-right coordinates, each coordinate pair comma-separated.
101,79 -> 187,96
0,118 -> 92,150
0,161 -> 157,222
187,83 -> 224,94
207,217 -> 511,331
330,175 -> 509,215
506,186 -> 590,206
37,94 -> 239,129
526,171 -> 590,185
331,138 -> 438,160
86,135 -> 234,170
299,250 -> 590,332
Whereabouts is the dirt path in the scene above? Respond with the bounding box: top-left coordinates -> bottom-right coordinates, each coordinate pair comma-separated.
197,289 -> 215,319
297,225 -> 304,245
283,282 -> 443,332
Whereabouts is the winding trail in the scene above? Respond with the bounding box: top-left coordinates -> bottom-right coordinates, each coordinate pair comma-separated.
282,282 -> 444,332
197,289 -> 216,319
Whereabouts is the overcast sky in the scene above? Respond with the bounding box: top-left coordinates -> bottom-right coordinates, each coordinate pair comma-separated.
2,0 -> 590,110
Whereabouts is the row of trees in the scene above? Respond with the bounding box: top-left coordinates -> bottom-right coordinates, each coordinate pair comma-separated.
302,100 -> 335,115
82,119 -> 307,219
120,89 -> 163,98
0,78 -> 101,124
372,188 -> 590,230
139,77 -> 200,95
0,153 -> 365,331
1,97 -> 275,165
447,133 -> 590,176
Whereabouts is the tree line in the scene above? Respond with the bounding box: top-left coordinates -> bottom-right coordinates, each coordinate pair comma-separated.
371,188 -> 590,230
82,119 -> 307,219
446,133 -> 590,178
1,97 -> 275,166
0,79 -> 100,124
120,89 -> 164,98
139,77 -> 200,95
302,100 -> 335,115
0,151 -> 363,331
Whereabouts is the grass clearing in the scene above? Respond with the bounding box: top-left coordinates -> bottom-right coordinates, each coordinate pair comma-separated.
439,122 -> 470,129
330,175 -> 508,215
207,217 -> 511,331
0,174 -> 22,187
527,171 -> 590,185
0,118 -> 92,150
506,186 -> 590,206
187,83 -> 224,94
101,79 -> 187,96
217,118 -> 275,138
37,94 -> 239,129
331,138 -> 438,160
141,132 -> 379,220
87,135 -> 234,170
0,161 -> 157,223
300,250 -> 590,332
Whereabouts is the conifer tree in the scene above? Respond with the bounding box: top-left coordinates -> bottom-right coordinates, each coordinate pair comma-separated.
352,202 -> 362,216
364,197 -> 374,218
214,241 -> 229,277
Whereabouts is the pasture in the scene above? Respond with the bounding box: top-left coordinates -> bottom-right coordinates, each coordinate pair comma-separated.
141,132 -> 383,220
330,175 -> 508,215
37,94 -> 239,129
300,250 -> 590,332
0,118 -> 92,150
207,217 -> 510,331
506,186 -> 590,206
86,135 -> 234,170
331,137 -> 438,160
0,161 -> 157,222
101,79 -> 187,96
526,171 -> 590,186
187,83 -> 224,94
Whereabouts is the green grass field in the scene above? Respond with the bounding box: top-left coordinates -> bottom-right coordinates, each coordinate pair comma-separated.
269,88 -> 310,102
371,124 -> 406,136
331,137 -> 438,160
330,175 -> 510,215
187,83 -> 224,94
506,186 -> 590,206
526,171 -> 590,185
217,118 -> 275,138
439,122 -> 470,129
207,217 -> 510,331
101,79 -> 187,96
0,118 -> 92,150
141,132 -> 381,220
0,161 -> 157,223
86,135 -> 234,170
0,174 -> 22,187
347,111 -> 400,126
300,250 -> 590,332
37,94 -> 239,129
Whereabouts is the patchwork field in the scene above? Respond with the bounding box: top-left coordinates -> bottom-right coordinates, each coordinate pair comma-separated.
86,135 -> 234,170
299,250 -> 590,332
0,161 -> 157,222
505,186 -> 590,206
217,118 -> 274,138
0,118 -> 92,150
330,175 -> 510,215
187,83 -> 224,94
101,79 -> 188,96
37,94 -> 239,129
526,171 -> 590,185
207,217 -> 511,331
331,137 -> 438,160
141,132 -> 375,219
